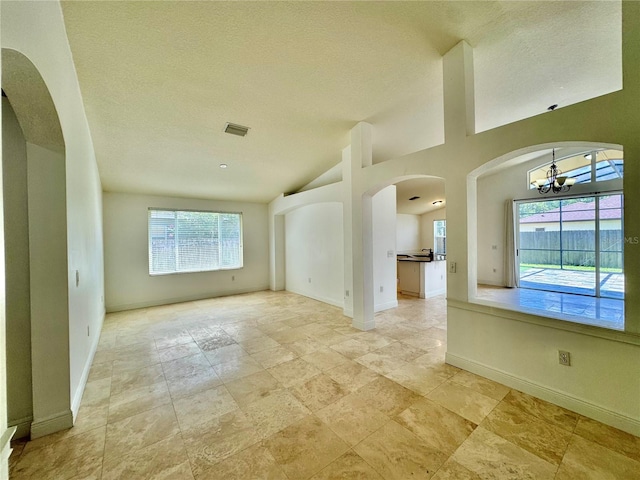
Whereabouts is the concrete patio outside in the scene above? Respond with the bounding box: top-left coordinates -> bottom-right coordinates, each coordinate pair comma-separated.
520,267 -> 624,299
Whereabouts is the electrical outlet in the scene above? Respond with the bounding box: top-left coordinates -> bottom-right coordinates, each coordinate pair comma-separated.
387,250 -> 394,258
232,275 -> 235,281
492,245 -> 497,250
308,278 -> 311,283
379,286 -> 384,293
558,350 -> 571,366
493,268 -> 497,273
449,261 -> 456,274
75,270 -> 80,287
345,290 -> 349,297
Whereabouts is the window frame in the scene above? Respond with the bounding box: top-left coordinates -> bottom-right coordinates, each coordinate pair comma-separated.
147,207 -> 244,276
434,219 -> 446,255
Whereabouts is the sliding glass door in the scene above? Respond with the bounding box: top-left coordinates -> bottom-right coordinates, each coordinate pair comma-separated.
517,193 -> 623,298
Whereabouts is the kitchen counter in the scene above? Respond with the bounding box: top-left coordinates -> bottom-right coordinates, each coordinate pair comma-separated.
397,253 -> 446,263
397,258 -> 446,298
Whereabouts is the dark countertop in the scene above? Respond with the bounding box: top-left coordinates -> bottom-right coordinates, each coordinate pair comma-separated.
397,256 -> 446,263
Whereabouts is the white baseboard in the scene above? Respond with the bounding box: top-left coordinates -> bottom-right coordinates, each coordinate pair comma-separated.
106,285 -> 270,313
285,287 -> 344,310
424,288 -> 446,298
477,279 -> 505,287
1,426 -> 16,478
71,309 -> 105,419
374,300 -> 398,313
8,416 -> 31,440
446,352 -> 640,437
352,317 -> 376,331
30,410 -> 73,439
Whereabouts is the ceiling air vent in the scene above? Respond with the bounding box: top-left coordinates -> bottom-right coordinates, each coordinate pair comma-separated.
409,196 -> 420,201
224,122 -> 250,137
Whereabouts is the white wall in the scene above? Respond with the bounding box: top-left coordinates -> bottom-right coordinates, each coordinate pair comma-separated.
396,213 -> 420,252
3,1 -> 107,440
283,188 -> 397,312
103,192 -> 269,311
477,157 -> 543,286
27,143 -> 71,437
2,98 -> 32,438
372,186 -> 398,311
285,202 -> 344,307
447,304 -> 640,434
0,85 -> 8,479
419,207 -> 446,252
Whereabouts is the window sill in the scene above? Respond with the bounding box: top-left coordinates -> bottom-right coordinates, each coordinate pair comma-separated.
449,298 -> 639,346
149,266 -> 243,276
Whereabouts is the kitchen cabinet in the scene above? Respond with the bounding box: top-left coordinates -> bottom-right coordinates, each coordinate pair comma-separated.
397,261 -> 421,296
397,259 -> 446,298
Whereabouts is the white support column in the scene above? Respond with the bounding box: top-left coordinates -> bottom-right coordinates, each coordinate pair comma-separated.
342,147 -> 354,317
268,209 -> 285,291
443,40 -> 475,141
621,1 -> 640,335
443,41 -> 476,302
343,122 -> 375,330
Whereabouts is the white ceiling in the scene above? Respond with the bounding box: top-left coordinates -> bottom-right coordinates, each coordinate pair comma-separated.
395,178 -> 445,216
60,1 -> 621,204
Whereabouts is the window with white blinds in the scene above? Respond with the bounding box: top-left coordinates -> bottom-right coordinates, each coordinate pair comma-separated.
148,209 -> 243,275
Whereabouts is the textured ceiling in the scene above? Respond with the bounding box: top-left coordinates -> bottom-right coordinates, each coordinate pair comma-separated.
60,1 -> 621,203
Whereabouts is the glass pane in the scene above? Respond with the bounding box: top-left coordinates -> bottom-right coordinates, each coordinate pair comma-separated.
599,194 -> 624,299
519,200 -> 563,291
594,150 -> 623,181
528,152 -> 592,189
149,210 -> 176,274
220,213 -> 242,268
528,148 -> 623,188
176,211 -> 218,272
434,220 -> 446,254
520,249 -> 561,268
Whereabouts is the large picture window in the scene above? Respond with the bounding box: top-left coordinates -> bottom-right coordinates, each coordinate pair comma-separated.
148,209 -> 243,275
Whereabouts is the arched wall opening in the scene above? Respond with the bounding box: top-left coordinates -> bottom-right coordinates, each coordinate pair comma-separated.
2,48 -> 71,439
358,174 -> 446,329
467,141 -> 624,326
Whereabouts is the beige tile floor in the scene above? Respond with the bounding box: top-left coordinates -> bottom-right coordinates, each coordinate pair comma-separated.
9,291 -> 640,479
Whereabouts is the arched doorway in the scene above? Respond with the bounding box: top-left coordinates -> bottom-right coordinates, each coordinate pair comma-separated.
2,48 -> 72,439
468,142 -> 624,328
360,174 -> 446,330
